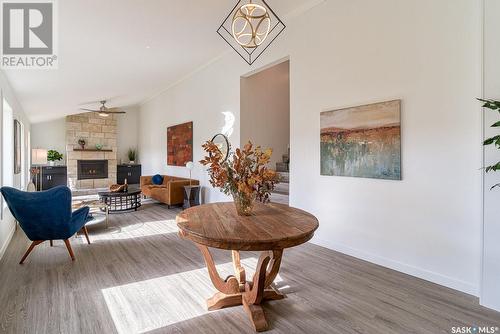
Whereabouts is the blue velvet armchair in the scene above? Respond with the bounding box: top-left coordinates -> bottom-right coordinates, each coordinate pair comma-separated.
0,185 -> 91,264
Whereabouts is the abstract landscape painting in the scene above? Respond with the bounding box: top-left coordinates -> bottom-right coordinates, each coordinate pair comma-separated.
320,100 -> 401,180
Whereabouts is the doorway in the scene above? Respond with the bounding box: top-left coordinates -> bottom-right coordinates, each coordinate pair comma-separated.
240,59 -> 290,204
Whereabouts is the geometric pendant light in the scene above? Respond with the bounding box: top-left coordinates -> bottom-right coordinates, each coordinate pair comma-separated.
217,0 -> 285,65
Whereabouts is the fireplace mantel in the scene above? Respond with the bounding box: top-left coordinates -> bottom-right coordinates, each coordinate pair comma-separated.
74,148 -> 113,152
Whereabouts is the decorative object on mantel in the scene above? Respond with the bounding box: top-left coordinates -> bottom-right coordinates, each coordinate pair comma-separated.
167,122 -> 193,166
47,150 -> 63,166
127,148 -> 136,164
95,143 -> 103,151
200,139 -> 279,216
185,161 -> 194,186
479,98 -> 500,190
320,100 -> 402,180
217,0 -> 285,65
78,138 -> 86,150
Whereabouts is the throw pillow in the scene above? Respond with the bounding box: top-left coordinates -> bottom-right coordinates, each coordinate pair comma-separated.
152,174 -> 164,185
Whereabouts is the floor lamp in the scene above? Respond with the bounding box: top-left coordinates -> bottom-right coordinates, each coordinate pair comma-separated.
185,161 -> 194,186
31,148 -> 48,191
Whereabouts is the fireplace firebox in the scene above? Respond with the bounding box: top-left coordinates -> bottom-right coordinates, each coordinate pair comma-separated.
77,160 -> 108,180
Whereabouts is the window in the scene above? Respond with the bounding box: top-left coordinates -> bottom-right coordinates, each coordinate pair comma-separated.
19,121 -> 25,189
27,130 -> 31,173
2,99 -> 14,193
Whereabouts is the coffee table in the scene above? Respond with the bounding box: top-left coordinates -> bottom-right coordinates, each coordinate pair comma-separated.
177,202 -> 319,332
98,188 -> 141,213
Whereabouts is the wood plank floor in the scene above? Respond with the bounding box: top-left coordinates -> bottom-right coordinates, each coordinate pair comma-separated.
0,202 -> 499,334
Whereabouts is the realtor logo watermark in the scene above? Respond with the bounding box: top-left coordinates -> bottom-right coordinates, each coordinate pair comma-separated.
451,326 -> 499,334
1,0 -> 58,69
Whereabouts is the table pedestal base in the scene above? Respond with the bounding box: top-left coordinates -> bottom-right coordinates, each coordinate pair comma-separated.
195,244 -> 284,332
208,287 -> 285,310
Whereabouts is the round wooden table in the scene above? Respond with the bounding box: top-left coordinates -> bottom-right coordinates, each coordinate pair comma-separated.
176,202 -> 319,332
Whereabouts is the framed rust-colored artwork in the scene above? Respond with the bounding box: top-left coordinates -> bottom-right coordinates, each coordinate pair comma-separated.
167,121 -> 193,166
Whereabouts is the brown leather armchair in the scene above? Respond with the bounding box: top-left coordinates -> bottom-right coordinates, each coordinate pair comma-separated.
140,175 -> 199,207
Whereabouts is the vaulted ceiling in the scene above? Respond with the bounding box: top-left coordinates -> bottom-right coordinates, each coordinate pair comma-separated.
3,0 -> 306,123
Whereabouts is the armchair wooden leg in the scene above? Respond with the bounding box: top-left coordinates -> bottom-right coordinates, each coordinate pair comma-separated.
82,226 -> 91,244
50,240 -> 53,247
64,239 -> 75,261
19,241 -> 43,264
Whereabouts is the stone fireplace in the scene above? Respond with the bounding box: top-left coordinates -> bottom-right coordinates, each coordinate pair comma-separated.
66,112 -> 117,189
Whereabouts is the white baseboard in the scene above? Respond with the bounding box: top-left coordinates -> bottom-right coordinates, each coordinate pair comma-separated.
480,298 -> 500,312
311,237 -> 479,297
0,222 -> 16,261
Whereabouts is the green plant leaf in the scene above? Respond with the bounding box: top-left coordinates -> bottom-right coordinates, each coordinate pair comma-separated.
127,148 -> 136,161
478,98 -> 500,110
491,183 -> 500,190
491,121 -> 500,127
483,135 -> 500,146
47,149 -> 63,161
485,162 -> 500,173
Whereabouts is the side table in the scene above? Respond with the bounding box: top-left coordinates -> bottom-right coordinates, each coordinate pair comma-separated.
183,185 -> 200,209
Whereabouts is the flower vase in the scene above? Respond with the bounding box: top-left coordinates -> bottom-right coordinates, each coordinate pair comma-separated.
231,190 -> 256,216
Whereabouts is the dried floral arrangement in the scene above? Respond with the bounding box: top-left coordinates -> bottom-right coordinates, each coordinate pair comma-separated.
200,140 -> 279,215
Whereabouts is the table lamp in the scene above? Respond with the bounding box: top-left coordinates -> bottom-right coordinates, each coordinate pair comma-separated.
32,148 -> 48,191
185,161 -> 194,186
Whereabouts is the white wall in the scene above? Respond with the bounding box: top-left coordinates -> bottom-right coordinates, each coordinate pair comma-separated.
138,0 -> 483,296
290,0 -> 482,296
31,118 -> 66,163
139,56 -> 247,203
481,0 -> 500,312
117,105 -> 139,164
241,60 -> 290,168
0,70 -> 31,260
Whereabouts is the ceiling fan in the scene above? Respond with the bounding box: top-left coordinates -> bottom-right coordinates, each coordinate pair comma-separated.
79,100 -> 126,117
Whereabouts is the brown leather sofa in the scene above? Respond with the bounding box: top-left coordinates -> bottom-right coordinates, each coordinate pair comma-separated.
140,175 -> 199,207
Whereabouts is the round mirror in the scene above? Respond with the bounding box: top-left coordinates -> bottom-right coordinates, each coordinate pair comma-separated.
210,134 -> 230,162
